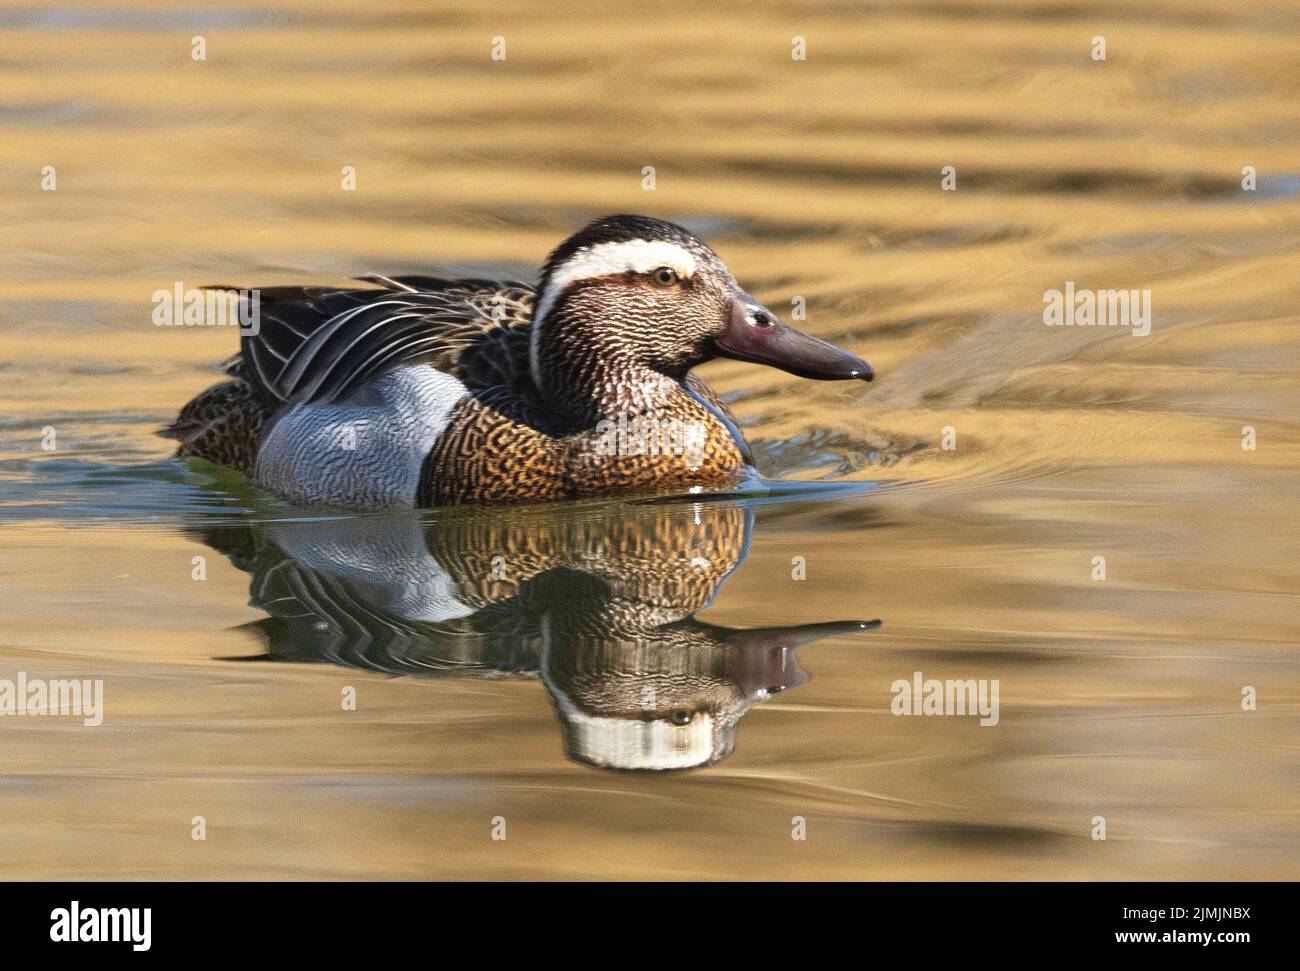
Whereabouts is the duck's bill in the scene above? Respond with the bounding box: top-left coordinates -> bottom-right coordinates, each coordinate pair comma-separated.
714,299 -> 873,382
721,618 -> 882,698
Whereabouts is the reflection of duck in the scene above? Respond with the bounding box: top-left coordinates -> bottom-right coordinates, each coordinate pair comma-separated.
201,498 -> 878,770
165,214 -> 873,507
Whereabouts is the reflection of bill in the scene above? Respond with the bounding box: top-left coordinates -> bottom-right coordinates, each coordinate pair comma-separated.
197,498 -> 879,771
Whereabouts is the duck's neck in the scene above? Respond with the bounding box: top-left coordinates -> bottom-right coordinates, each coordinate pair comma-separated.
533,326 -> 693,428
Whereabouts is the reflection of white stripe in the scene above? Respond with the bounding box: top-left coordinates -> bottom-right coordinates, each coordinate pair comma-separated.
558,703 -> 716,771
538,623 -> 717,771
530,240 -> 697,386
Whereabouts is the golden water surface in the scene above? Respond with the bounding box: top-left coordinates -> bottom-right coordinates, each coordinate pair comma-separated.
1,0 -> 1298,879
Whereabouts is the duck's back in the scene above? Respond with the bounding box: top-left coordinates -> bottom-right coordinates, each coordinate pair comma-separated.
237,276 -> 539,409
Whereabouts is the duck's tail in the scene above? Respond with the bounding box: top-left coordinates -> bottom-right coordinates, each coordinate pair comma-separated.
160,369 -> 271,475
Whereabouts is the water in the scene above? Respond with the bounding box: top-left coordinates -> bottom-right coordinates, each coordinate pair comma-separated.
1,0 -> 1298,879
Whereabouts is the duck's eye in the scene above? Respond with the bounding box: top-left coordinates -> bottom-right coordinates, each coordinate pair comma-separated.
669,709 -> 693,726
651,266 -> 679,287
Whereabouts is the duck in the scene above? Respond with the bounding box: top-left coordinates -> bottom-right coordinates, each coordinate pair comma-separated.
165,214 -> 874,507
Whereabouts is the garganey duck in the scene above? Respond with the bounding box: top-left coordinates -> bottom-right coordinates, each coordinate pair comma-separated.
166,214 -> 874,506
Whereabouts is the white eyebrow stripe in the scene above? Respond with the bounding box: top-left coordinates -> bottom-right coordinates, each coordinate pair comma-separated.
529,239 -> 698,389
532,239 -> 696,328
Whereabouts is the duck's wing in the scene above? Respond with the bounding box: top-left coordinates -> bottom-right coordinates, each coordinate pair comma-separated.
236,276 -> 537,406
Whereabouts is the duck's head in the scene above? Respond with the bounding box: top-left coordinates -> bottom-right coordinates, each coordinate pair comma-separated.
530,214 -> 873,399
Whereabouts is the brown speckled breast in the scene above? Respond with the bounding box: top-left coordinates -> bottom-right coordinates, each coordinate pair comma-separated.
418,393 -> 748,506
